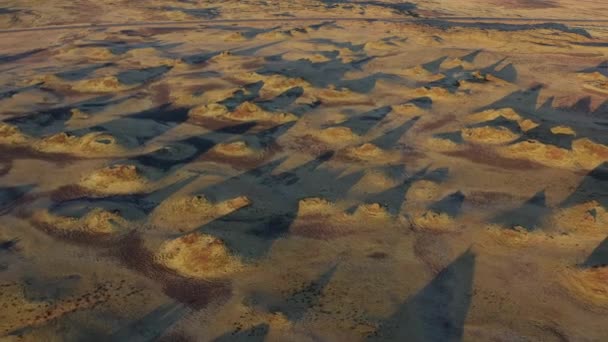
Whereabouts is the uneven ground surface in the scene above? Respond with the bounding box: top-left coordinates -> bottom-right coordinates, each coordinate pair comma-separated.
1,1 -> 608,341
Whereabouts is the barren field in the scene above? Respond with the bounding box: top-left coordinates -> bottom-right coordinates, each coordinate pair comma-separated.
1,1 -> 608,341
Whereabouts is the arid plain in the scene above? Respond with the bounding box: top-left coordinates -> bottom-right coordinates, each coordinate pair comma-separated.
1,1 -> 608,341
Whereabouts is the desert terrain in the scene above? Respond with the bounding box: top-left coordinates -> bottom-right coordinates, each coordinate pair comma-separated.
1,0 -> 608,341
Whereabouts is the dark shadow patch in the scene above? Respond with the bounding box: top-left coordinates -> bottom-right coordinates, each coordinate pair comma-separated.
418,19 -> 591,39
49,175 -> 198,221
492,63 -> 518,83
321,0 -> 417,16
203,121 -> 295,170
478,86 -> 608,147
369,116 -> 420,150
468,115 -> 522,136
0,8 -> 20,15
581,237 -> 608,268
408,96 -> 433,110
5,95 -> 134,138
561,162 -> 608,209
194,152 -> 363,260
218,81 -> 264,111
117,65 -> 172,86
22,275 -> 81,302
160,6 -> 220,19
444,144 -> 546,171
306,38 -> 364,52
0,239 -> 18,251
67,104 -> 190,148
55,63 -> 113,81
339,73 -> 403,93
76,40 -> 181,56
511,125 -> 575,149
212,323 -> 269,342
255,86 -> 304,112
368,249 -> 475,341
434,131 -> 464,144
461,50 -> 482,64
365,166 -> 447,215
578,61 -> 608,77
309,21 -> 342,30
422,56 -> 448,74
327,106 -> 392,135
0,48 -> 45,64
108,303 -> 189,342
492,191 -> 549,231
0,184 -> 34,215
428,191 -> 465,218
257,54 -> 376,91
120,26 -> 194,38
0,83 -> 43,101
126,121 -> 255,180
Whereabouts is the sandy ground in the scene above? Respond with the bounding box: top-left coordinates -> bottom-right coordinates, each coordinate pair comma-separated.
1,1 -> 608,341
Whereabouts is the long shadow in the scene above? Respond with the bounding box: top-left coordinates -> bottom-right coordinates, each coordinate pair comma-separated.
368,249 -> 475,341
365,166 -> 449,215
116,65 -> 172,85
0,8 -> 20,15
581,237 -> 608,268
68,103 -> 191,148
49,175 -> 198,221
478,85 -> 608,148
246,265 -> 337,321
561,162 -> 608,209
218,121 -> 296,154
434,131 -> 464,144
76,40 -> 181,56
125,121 -> 257,180
22,274 -> 81,302
181,40 -> 280,65
492,191 -> 549,231
0,82 -> 43,100
321,0 -> 418,16
108,303 -> 189,342
55,63 -> 114,81
511,124 -> 575,149
192,152 -> 363,260
257,54 -> 377,91
422,56 -> 448,74
578,61 -> 608,77
0,184 -> 34,215
219,81 -> 264,111
369,116 -> 420,149
424,56 -> 518,93
0,48 -> 45,64
326,106 -> 392,136
418,19 -> 591,38
160,6 -> 220,19
467,116 -> 522,135
428,191 -> 466,218
212,323 -> 269,342
414,55 -> 517,94
478,85 -> 542,115
208,24 -> 282,39
255,86 -> 304,112
0,238 -> 18,252
339,73 -> 404,94
4,95 -> 134,138
306,38 -> 365,52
